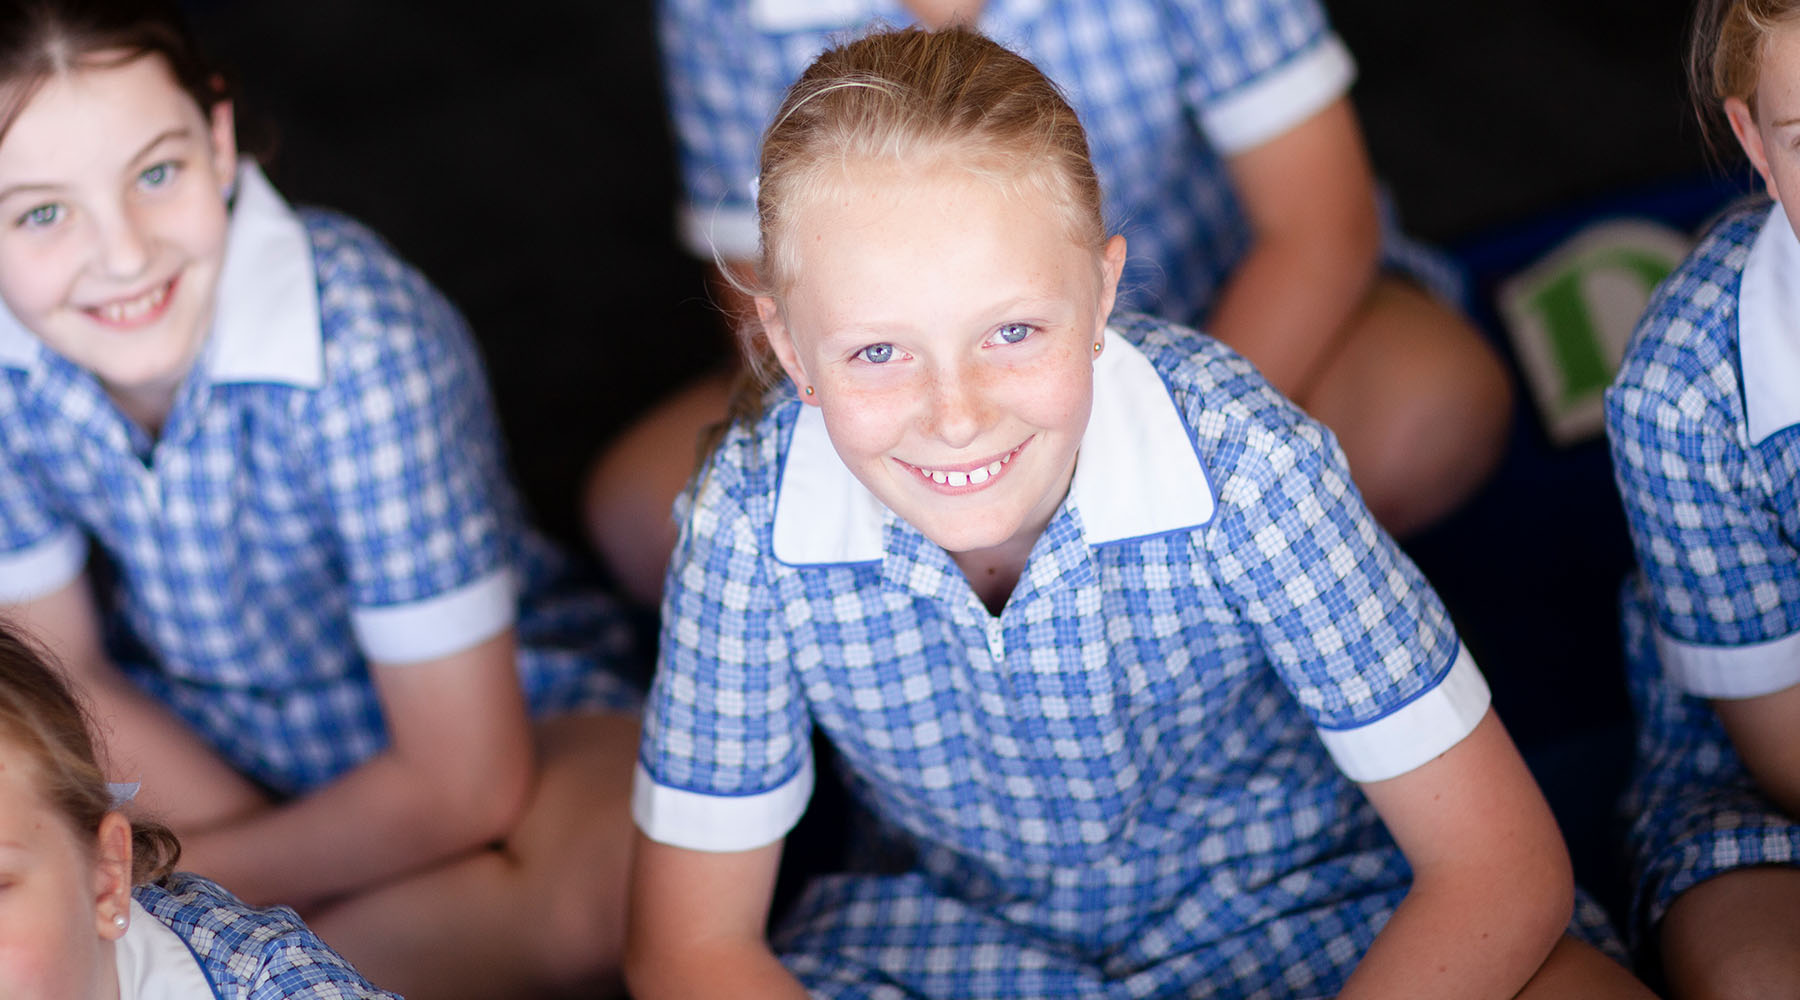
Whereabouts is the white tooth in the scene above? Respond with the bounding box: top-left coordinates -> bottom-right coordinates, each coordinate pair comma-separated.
987,461 -> 1002,475
931,470 -> 948,484
948,471 -> 968,487
969,466 -> 989,485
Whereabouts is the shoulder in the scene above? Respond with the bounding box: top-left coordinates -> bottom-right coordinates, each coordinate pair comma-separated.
675,390 -> 800,555
1609,201 -> 1764,436
135,874 -> 395,998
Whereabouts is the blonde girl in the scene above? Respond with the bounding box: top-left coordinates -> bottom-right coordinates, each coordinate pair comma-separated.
627,26 -> 1650,999
1606,0 -> 1800,993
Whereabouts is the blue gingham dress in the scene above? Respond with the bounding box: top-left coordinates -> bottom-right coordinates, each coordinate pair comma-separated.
131,872 -> 398,999
0,167 -> 638,799
635,313 -> 1599,997
659,0 -> 1458,325
1605,199 -> 1800,943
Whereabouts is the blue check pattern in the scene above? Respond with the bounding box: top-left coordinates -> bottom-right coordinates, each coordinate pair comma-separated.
658,0 -> 1460,325
136,872 -> 399,999
0,211 -> 638,797
1606,201 -> 1800,940
642,314 -> 1616,995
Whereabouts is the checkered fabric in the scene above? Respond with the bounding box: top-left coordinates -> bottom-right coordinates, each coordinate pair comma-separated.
0,181 -> 638,797
659,0 -> 1459,325
637,313 -> 1577,994
135,872 -> 398,999
1606,200 -> 1800,942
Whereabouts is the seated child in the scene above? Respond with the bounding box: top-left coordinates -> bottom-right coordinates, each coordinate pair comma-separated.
0,2 -> 640,995
0,620 -> 399,999
1606,0 -> 1800,993
625,26 -> 1650,999
584,0 -> 1515,606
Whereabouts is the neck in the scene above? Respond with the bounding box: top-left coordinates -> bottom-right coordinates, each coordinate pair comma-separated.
902,0 -> 984,28
952,538 -> 1030,616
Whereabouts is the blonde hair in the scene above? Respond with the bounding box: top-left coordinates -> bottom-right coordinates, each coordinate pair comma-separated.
716,26 -> 1106,433
0,621 -> 180,885
1689,0 -> 1800,149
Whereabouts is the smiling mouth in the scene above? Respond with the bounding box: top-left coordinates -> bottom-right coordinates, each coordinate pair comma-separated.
85,276 -> 176,328
906,440 -> 1028,489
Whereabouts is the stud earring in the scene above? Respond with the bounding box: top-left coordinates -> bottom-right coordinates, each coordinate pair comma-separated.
804,385 -> 815,396
113,912 -> 128,932
1092,341 -> 1103,355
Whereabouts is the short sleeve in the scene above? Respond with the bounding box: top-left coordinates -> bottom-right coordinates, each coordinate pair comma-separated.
634,441 -> 814,852
1163,0 -> 1355,153
304,219 -> 519,665
1210,394 -> 1485,782
658,0 -> 784,260
1605,231 -> 1800,699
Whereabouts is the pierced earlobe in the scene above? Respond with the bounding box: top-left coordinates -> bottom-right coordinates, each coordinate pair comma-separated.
1092,341 -> 1103,356
113,912 -> 128,932
804,385 -> 815,396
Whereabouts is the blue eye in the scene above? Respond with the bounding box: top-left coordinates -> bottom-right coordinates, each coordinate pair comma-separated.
857,343 -> 896,364
995,323 -> 1032,345
16,203 -> 63,229
138,161 -> 178,189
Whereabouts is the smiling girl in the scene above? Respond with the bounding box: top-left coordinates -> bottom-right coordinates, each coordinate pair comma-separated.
625,25 -> 1651,1000
0,2 -> 641,997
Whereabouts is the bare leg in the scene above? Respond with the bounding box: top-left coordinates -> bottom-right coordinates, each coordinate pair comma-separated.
1512,935 -> 1656,998
1299,276 -> 1514,538
583,372 -> 734,608
1659,867 -> 1800,1000
309,713 -> 640,1000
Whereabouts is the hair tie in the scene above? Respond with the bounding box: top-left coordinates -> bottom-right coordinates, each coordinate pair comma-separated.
107,781 -> 141,808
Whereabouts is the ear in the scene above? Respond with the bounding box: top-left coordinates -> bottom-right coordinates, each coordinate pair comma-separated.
1095,234 -> 1127,331
1726,96 -> 1778,201
92,811 -> 134,942
208,99 -> 239,195
756,296 -> 817,406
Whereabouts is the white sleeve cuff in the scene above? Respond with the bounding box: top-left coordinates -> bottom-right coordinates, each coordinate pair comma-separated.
351,568 -> 517,665
1656,622 -> 1800,699
1199,34 -> 1356,154
632,755 -> 814,853
1317,644 -> 1491,783
677,201 -> 761,262
0,527 -> 86,603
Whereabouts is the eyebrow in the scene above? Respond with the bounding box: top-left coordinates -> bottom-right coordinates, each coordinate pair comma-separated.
0,125 -> 195,205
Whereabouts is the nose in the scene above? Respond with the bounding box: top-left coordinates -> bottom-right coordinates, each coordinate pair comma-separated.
90,205 -> 151,280
924,361 -> 989,448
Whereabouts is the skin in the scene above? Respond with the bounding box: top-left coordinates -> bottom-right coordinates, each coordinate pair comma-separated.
0,738 -> 134,1000
0,53 -> 639,999
1657,21 -> 1800,997
625,161 -> 1647,999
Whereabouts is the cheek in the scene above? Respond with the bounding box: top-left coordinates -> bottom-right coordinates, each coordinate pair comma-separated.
0,240 -> 79,322
819,380 -> 915,460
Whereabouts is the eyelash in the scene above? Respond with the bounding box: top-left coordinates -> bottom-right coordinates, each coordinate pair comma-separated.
855,343 -> 899,365
138,160 -> 181,190
991,322 -> 1034,346
15,203 -> 64,230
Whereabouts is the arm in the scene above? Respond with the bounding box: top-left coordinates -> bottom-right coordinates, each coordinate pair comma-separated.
177,628 -> 534,909
1712,684 -> 1800,819
625,834 -> 808,999
1209,97 -> 1380,400
1337,709 -> 1571,999
6,574 -> 269,830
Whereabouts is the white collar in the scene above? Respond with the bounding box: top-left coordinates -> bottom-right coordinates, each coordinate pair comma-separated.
771,331 -> 1215,565
748,0 -> 1046,32
0,163 -> 322,388
115,899 -> 219,1000
1737,201 -> 1800,445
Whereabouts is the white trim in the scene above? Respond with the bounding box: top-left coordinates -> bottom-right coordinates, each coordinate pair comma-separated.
351,568 -> 517,665
1198,35 -> 1356,154
678,200 -> 761,263
1656,620 -> 1800,699
116,899 -> 217,1000
1736,202 -> 1800,445
770,333 -> 1217,565
632,756 -> 815,852
0,526 -> 87,603
204,164 -> 323,387
1316,645 -> 1490,783
0,295 -> 39,369
750,0 -> 873,31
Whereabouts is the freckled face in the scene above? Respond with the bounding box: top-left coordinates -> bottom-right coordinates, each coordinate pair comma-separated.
0,741 -> 126,1000
1729,20 -> 1800,236
759,161 -> 1124,573
0,52 -> 236,427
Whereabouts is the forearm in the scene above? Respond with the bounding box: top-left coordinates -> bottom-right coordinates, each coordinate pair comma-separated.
1203,227 -> 1377,402
1714,685 -> 1800,819
627,941 -> 810,1000
181,738 -> 531,909
1339,868 -> 1570,1000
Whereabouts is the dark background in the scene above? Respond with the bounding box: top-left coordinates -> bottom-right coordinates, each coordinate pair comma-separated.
181,0 -> 1744,923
